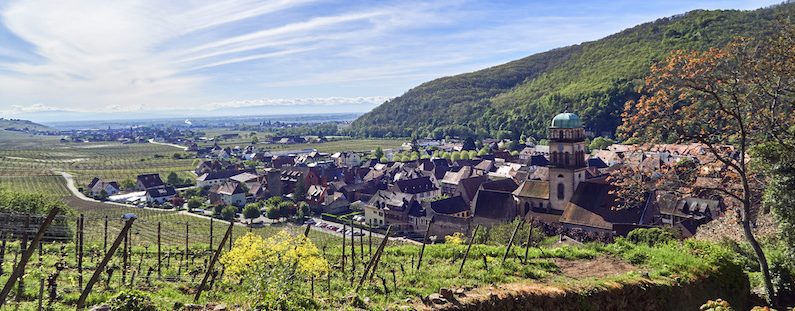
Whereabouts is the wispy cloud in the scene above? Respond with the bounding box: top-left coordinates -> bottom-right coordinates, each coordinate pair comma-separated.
0,0 -> 784,117
1,103 -> 67,115
208,96 -> 390,109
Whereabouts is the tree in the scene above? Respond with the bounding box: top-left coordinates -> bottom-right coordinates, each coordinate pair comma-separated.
278,201 -> 297,221
462,137 -> 476,151
296,201 -> 310,219
589,136 -> 615,151
213,204 -> 225,217
293,178 -> 308,202
187,197 -> 203,211
477,147 -> 490,157
251,135 -> 259,144
243,203 -> 261,221
265,204 -> 280,221
615,31 -> 795,304
121,179 -> 136,191
167,172 -> 180,185
374,147 -> 384,160
450,151 -> 461,161
221,205 -> 237,221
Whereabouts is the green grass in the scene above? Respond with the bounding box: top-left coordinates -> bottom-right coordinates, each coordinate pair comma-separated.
0,224 -> 748,310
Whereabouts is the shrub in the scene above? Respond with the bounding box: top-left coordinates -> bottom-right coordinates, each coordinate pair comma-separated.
445,232 -> 466,245
221,205 -> 237,220
243,203 -> 261,220
220,232 -> 328,310
700,299 -> 733,311
626,228 -> 677,246
107,290 -> 156,311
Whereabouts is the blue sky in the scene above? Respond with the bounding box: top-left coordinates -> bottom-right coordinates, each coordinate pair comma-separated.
0,0 -> 782,120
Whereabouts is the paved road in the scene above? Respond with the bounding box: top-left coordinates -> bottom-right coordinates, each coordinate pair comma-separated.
57,171 -> 416,243
148,139 -> 188,150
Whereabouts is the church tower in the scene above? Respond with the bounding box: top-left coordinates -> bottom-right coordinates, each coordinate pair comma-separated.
547,111 -> 587,212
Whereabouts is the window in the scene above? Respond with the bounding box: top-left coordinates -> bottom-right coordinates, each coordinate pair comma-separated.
557,183 -> 565,200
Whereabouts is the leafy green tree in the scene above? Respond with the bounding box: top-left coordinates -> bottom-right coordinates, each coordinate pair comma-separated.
293,178 -> 308,202
373,147 -> 384,160
221,205 -> 237,221
243,203 -> 261,220
589,136 -> 615,150
251,136 -> 259,144
278,201 -> 296,220
379,156 -> 388,163
477,147 -> 490,156
213,204 -> 225,217
450,151 -> 461,161
296,202 -> 310,219
121,179 -> 136,191
187,197 -> 203,211
167,172 -> 180,185
265,204 -> 280,221
462,137 -> 476,150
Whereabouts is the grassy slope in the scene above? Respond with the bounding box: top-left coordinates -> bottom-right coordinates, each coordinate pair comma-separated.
0,118 -> 54,132
352,3 -> 795,139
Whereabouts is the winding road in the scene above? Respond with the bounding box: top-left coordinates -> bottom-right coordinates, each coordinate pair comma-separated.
55,171 -> 412,242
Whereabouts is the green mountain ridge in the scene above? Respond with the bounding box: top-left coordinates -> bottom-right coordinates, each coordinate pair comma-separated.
351,2 -> 794,139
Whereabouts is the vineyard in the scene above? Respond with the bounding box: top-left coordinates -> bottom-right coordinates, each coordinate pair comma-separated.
0,196 -> 743,310
0,138 -> 195,189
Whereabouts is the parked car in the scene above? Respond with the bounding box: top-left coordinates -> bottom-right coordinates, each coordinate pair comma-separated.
316,222 -> 327,228
304,218 -> 316,225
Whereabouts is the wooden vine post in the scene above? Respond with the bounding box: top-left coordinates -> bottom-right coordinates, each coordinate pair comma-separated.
356,225 -> 391,293
157,222 -> 161,279
459,224 -> 480,274
78,214 -> 84,290
524,218 -> 535,263
0,207 -> 60,307
501,220 -> 523,265
76,216 -> 136,309
194,222 -> 234,302
416,216 -> 434,270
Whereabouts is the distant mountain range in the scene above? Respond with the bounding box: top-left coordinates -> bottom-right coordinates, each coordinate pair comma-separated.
351,2 -> 794,139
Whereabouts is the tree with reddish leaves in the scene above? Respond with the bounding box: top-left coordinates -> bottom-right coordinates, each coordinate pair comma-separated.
614,26 -> 795,305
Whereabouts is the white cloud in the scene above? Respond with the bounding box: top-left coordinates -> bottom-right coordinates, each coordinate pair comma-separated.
207,96 -> 390,109
1,103 -> 66,115
0,0 -> 783,117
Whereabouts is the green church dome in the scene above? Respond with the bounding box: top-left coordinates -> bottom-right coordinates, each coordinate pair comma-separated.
550,112 -> 582,128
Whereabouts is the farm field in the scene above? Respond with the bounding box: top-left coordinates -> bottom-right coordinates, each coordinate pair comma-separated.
196,128 -> 406,153
0,135 -> 195,188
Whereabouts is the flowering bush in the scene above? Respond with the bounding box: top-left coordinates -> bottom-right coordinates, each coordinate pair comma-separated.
220,231 -> 329,309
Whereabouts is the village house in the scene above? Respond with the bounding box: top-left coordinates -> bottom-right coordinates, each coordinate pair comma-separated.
196,169 -> 251,188
390,176 -> 440,200
331,151 -> 362,167
418,196 -> 472,237
136,173 -> 165,191
209,181 -> 248,207
145,186 -> 177,204
364,190 -> 419,231
86,177 -> 120,197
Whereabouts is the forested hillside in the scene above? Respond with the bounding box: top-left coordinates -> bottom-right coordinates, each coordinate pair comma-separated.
351,2 -> 794,139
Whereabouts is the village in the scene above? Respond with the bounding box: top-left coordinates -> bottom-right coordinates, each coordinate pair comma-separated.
82,112 -> 724,243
